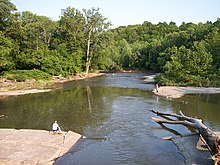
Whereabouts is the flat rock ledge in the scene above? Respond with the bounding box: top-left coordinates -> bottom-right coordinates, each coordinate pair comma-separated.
171,132 -> 220,165
0,129 -> 82,165
153,86 -> 220,98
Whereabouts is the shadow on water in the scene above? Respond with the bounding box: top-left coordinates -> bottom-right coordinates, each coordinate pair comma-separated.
0,73 -> 219,165
0,86 -> 113,134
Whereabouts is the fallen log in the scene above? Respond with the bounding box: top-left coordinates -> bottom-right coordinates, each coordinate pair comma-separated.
150,109 -> 220,165
161,132 -> 199,140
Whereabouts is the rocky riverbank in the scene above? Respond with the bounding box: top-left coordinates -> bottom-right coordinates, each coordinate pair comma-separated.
0,129 -> 82,165
142,74 -> 220,98
153,86 -> 220,98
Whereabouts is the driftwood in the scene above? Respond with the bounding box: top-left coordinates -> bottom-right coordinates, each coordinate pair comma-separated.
150,109 -> 220,165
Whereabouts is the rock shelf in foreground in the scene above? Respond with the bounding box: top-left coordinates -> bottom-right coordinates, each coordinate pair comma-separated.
0,129 -> 82,165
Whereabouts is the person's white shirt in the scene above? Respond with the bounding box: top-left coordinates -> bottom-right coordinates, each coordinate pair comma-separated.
52,121 -> 60,131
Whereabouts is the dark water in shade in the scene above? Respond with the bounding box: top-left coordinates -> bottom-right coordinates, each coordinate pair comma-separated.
0,73 -> 220,165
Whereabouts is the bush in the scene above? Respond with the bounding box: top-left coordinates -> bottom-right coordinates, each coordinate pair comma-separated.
155,74 -> 176,86
2,70 -> 51,82
208,74 -> 220,87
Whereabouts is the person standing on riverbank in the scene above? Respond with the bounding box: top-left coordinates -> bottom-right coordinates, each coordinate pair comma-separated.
52,121 -> 61,133
155,83 -> 159,93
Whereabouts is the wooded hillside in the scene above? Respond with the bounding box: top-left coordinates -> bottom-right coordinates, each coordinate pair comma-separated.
1,0 -> 220,86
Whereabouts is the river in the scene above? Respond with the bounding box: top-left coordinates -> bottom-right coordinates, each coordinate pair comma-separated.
0,73 -> 219,165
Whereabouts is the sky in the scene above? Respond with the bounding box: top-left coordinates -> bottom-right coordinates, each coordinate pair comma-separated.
10,0 -> 220,28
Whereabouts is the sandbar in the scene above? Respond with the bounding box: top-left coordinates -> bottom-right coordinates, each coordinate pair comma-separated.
0,73 -> 104,97
153,86 -> 220,98
0,89 -> 52,96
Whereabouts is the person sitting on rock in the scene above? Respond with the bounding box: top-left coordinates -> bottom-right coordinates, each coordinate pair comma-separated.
52,121 -> 61,133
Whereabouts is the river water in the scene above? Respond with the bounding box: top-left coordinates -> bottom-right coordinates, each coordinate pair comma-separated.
0,73 -> 220,165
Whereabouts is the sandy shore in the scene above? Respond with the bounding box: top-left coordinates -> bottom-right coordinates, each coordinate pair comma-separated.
153,86 -> 220,98
0,73 -> 104,97
0,89 -> 52,96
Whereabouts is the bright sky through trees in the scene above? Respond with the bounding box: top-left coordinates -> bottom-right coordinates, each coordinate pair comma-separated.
10,0 -> 220,28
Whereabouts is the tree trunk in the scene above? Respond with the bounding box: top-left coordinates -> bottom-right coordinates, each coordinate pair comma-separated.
150,110 -> 220,165
36,33 -> 39,51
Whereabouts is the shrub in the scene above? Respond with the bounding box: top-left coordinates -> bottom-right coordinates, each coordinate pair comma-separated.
2,70 -> 51,82
155,74 -> 176,86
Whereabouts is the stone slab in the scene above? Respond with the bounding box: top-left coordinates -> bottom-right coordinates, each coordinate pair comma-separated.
172,134 -> 213,165
0,129 -> 82,165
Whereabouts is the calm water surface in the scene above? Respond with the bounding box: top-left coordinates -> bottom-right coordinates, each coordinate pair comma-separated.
0,73 -> 220,165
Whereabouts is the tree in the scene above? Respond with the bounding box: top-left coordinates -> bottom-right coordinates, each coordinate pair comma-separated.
161,46 -> 187,84
0,31 -> 15,71
0,0 -> 17,31
119,39 -> 132,68
20,11 -> 56,51
158,46 -> 178,72
59,7 -> 85,52
83,7 -> 111,75
159,41 -> 213,86
205,27 -> 220,72
186,41 -> 212,77
38,16 -> 56,49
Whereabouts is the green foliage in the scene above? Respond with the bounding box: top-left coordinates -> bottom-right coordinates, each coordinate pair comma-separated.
157,42 -> 213,86
63,50 -> 83,74
205,27 -> 220,70
1,0 -> 220,86
59,7 -> 85,51
208,73 -> 220,86
0,0 -> 17,31
3,70 -> 50,82
155,74 -> 176,86
0,31 -> 15,71
83,7 -> 111,74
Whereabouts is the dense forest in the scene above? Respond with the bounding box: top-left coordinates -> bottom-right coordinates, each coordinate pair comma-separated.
1,0 -> 220,86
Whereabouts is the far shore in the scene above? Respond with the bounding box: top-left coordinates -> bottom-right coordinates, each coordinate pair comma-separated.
0,72 -> 105,97
1,72 -> 220,98
153,86 -> 220,98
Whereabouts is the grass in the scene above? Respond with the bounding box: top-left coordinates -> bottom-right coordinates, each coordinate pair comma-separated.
0,80 -> 54,91
0,70 -> 53,91
2,70 -> 51,82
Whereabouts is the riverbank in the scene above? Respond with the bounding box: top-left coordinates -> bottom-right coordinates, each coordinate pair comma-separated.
0,129 -> 82,165
0,73 -> 104,97
153,86 -> 220,98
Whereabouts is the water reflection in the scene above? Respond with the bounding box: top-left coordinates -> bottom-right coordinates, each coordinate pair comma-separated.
0,86 -> 111,134
171,93 -> 220,131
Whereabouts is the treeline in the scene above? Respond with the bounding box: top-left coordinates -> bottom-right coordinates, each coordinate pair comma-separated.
108,21 -> 220,86
1,0 -> 220,86
0,0 -> 111,78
